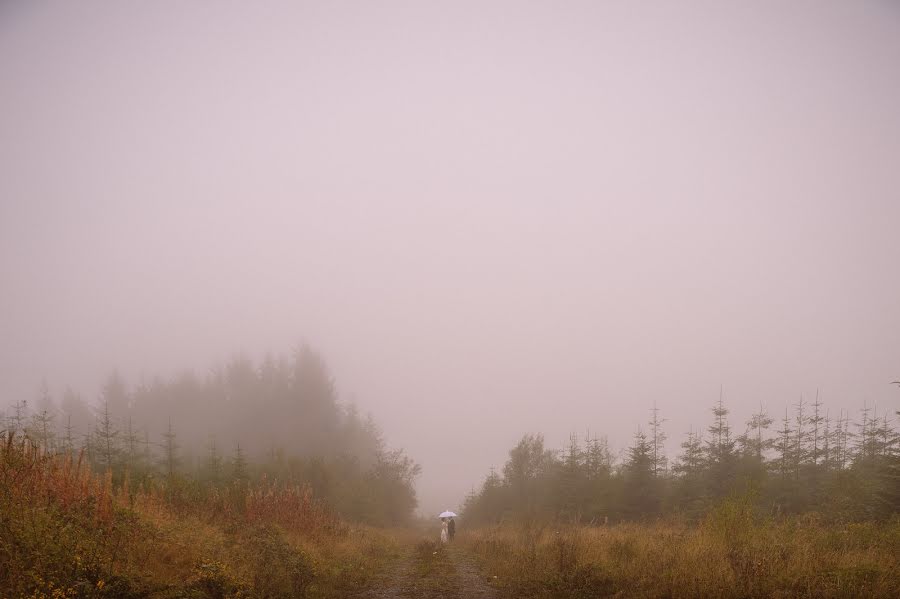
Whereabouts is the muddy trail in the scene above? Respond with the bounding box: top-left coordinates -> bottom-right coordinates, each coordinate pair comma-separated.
355,539 -> 497,599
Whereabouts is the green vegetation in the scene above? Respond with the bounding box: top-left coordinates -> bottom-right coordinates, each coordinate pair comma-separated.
4,354 -> 898,597
0,435 -> 406,598
461,507 -> 900,598
463,395 -> 899,525
2,346 -> 419,527
458,393 -> 900,597
0,346 -> 420,598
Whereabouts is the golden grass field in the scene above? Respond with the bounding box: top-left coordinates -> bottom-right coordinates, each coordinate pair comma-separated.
0,438 -> 412,599
3,438 -> 898,598
460,509 -> 900,598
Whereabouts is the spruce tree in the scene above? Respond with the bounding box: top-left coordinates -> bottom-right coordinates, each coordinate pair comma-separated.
93,400 -> 119,471
161,419 -> 180,478
204,435 -> 224,485
29,408 -> 56,453
123,417 -> 142,473
63,414 -> 75,453
27,381 -> 56,451
584,434 -> 613,519
746,403 -> 774,462
673,427 -> 705,517
12,400 -> 27,438
649,402 -> 667,477
623,429 -> 659,518
793,395 -> 809,476
775,407 -> 792,480
811,391 -> 824,467
557,433 -> 583,522
704,391 -> 736,499
231,442 -> 249,484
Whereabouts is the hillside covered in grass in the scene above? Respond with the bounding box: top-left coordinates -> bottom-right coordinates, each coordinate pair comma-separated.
0,436 -> 409,598
0,347 -> 420,598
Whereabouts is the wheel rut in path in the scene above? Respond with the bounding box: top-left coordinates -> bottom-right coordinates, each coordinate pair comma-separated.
354,540 -> 497,599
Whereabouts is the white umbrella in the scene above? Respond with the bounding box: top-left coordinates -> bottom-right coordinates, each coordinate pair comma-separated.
439,511 -> 457,518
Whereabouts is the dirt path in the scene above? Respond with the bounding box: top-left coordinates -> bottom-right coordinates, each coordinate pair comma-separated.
354,539 -> 497,599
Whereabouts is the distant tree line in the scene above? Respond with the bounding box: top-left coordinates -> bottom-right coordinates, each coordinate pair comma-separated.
0,346 -> 420,526
463,391 -> 900,525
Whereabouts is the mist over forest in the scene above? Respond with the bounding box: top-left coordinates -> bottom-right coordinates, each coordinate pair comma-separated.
2,346 -> 420,526
3,0 -> 899,518
2,1 -> 900,597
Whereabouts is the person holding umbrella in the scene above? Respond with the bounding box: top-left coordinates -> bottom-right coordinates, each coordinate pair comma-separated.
440,518 -> 449,544
439,511 -> 457,543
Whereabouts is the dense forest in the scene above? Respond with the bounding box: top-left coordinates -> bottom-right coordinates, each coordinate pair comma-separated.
0,346 -> 419,526
463,393 -> 900,525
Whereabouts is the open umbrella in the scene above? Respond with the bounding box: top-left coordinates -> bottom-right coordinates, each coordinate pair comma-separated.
438,511 -> 457,518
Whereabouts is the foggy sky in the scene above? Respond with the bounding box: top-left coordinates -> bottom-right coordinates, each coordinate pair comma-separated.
2,1 -> 899,515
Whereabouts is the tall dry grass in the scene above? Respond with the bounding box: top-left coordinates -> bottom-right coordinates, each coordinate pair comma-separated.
461,500 -> 900,598
0,435 -> 402,598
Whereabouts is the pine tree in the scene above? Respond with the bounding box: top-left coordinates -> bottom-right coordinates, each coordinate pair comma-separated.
874,409 -> 900,515
674,428 -> 704,477
30,409 -> 55,452
623,429 -> 659,518
834,410 -> 850,470
874,411 -> 892,459
743,403 -> 774,462
557,433 -> 584,522
854,402 -> 875,465
704,390 -> 736,499
27,381 -> 56,452
29,392 -> 56,454
231,442 -> 249,484
143,429 -> 153,467
793,395 -> 809,475
204,435 -> 224,485
123,417 -> 142,472
59,388 -> 92,447
12,400 -> 28,437
649,402 -> 667,477
93,400 -> 119,471
81,430 -> 95,466
463,467 -> 507,526
502,434 -> 552,514
810,390 -> 824,467
707,389 -> 735,460
161,419 -> 180,478
805,391 -> 826,504
583,434 -> 613,520
775,407 -> 792,480
585,434 -> 613,479
822,410 -> 832,472
63,414 -> 75,453
672,427 -> 705,517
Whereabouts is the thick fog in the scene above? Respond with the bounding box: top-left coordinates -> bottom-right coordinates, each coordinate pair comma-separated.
1,1 -> 899,515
